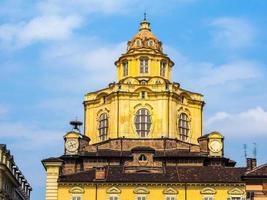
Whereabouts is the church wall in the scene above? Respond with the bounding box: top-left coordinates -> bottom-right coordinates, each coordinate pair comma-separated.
117,54 -> 172,81
85,89 -> 202,145
57,184 -> 246,200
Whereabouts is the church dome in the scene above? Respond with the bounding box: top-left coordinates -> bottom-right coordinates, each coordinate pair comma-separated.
127,18 -> 163,53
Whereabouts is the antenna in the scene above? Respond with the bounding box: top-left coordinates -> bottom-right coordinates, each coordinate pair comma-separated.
243,144 -> 247,159
253,142 -> 257,159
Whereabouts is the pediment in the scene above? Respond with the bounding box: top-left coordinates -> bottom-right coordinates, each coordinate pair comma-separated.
107,186 -> 121,194
200,187 -> 216,195
69,186 -> 84,194
227,188 -> 245,195
163,187 -> 178,194
133,187 -> 150,194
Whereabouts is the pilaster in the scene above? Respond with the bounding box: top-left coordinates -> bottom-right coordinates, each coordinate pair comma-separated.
42,159 -> 63,200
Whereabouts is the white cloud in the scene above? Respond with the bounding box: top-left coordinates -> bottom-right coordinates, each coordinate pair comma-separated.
0,15 -> 82,48
167,46 -> 263,88
37,0 -> 197,17
206,107 -> 267,137
38,0 -> 133,16
0,121 -> 62,147
40,39 -> 125,92
196,60 -> 262,87
211,17 -> 256,49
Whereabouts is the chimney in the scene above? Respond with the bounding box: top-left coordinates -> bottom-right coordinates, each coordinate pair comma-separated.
95,167 -> 106,180
246,158 -> 257,171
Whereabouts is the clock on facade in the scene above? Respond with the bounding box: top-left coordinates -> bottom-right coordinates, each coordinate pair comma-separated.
208,140 -> 222,153
65,139 -> 79,153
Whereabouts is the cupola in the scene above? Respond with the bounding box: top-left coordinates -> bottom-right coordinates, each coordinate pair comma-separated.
126,15 -> 163,53
115,15 -> 174,82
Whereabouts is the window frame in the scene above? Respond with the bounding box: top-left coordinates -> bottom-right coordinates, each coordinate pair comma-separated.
71,195 -> 82,200
138,154 -> 147,162
160,61 -> 166,77
178,113 -> 190,142
203,196 -> 214,200
165,195 -> 177,200
108,194 -> 119,200
134,108 -> 152,138
123,61 -> 128,77
140,58 -> 149,74
98,113 -> 108,141
230,197 -> 242,200
137,195 -> 147,200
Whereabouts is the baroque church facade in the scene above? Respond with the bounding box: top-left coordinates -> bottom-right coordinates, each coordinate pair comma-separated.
43,18 -> 254,200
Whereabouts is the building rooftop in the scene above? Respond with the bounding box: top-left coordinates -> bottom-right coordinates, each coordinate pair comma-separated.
59,166 -> 247,184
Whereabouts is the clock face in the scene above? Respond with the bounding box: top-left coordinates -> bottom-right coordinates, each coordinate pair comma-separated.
65,139 -> 79,152
209,140 -> 222,153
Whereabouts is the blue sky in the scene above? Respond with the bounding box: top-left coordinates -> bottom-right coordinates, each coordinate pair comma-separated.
0,0 -> 267,199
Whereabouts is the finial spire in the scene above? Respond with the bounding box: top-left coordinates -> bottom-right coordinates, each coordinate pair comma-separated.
139,12 -> 151,31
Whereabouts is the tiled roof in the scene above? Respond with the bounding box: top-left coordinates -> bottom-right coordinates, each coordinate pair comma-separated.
59,166 -> 246,183
245,164 -> 267,177
154,150 -> 202,157
42,157 -> 64,162
131,146 -> 156,152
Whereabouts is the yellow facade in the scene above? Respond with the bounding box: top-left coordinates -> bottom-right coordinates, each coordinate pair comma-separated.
43,17 -> 247,200
56,184 -> 246,200
84,18 -> 204,145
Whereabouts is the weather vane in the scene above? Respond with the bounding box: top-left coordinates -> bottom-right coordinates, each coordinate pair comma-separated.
70,118 -> 83,133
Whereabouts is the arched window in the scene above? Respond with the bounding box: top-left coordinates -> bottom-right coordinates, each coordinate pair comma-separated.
138,154 -> 147,162
136,39 -> 142,47
123,61 -> 128,77
135,108 -> 151,138
148,40 -> 154,47
160,61 -> 166,76
99,113 -> 108,141
140,58 -> 148,73
179,113 -> 189,141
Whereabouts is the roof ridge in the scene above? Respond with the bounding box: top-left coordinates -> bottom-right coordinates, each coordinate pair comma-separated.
245,163 -> 267,175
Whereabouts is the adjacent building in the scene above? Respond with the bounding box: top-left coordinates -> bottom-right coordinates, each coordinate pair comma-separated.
42,17 -> 262,200
243,158 -> 267,200
0,144 -> 32,200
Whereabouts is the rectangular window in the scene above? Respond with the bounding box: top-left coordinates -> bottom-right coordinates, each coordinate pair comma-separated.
203,197 -> 214,200
72,197 -> 81,200
123,61 -> 128,76
137,196 -> 146,200
160,61 -> 166,76
166,196 -> 176,200
141,91 -> 145,99
109,196 -> 119,200
140,59 -> 148,73
231,198 -> 241,200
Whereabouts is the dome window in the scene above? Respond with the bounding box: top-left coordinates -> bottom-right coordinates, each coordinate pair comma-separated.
148,40 -> 154,47
140,58 -> 149,73
138,154 -> 147,162
141,91 -> 145,99
155,80 -> 161,84
123,61 -> 128,77
160,61 -> 166,77
136,39 -> 142,47
135,108 -> 151,138
140,80 -> 147,85
178,113 -> 190,142
99,113 -> 108,141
